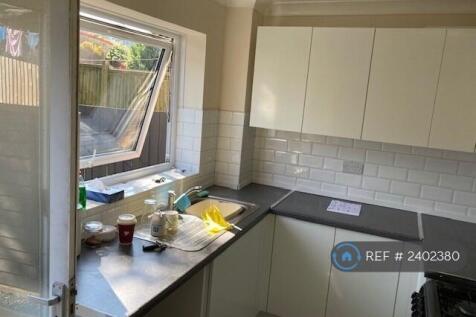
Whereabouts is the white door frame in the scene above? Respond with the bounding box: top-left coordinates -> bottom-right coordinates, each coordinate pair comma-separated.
45,0 -> 78,315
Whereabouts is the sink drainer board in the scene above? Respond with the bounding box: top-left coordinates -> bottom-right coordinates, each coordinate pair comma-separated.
134,214 -> 227,252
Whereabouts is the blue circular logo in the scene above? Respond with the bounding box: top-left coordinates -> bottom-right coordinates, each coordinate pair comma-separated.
331,242 -> 362,272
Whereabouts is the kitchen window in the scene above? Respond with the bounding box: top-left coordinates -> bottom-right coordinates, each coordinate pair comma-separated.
79,12 -> 175,179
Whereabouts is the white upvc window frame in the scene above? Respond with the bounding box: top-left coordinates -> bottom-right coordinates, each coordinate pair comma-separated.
78,7 -> 180,175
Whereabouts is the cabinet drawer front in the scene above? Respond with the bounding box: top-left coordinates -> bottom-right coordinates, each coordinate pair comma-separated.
363,28 -> 445,147
250,27 -> 312,132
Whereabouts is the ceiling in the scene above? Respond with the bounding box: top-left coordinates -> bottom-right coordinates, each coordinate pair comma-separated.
215,0 -> 476,15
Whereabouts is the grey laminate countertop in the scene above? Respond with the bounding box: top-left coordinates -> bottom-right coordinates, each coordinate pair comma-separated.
271,191 -> 421,241
77,184 -> 476,317
76,184 -> 289,317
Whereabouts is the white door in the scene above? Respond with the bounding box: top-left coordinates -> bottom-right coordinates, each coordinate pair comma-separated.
362,28 -> 445,147
429,29 -> 476,152
303,27 -> 374,139
267,216 -> 335,317
0,0 -> 78,316
326,229 -> 400,317
250,27 -> 312,132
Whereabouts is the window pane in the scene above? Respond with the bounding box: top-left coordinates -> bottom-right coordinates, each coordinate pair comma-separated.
79,20 -> 169,163
83,66 -> 171,180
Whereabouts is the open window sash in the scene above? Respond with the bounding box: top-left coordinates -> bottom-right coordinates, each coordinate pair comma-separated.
78,17 -> 172,169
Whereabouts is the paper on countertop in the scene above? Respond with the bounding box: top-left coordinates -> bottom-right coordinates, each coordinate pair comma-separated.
327,200 -> 361,216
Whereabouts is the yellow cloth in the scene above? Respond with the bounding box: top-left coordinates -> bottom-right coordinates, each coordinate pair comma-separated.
201,204 -> 233,234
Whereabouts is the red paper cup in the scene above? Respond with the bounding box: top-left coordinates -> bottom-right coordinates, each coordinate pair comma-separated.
117,214 -> 137,245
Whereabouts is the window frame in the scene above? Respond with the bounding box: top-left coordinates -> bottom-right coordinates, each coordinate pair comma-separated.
78,8 -> 179,178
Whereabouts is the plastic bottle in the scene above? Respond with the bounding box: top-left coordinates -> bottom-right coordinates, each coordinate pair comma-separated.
78,172 -> 87,210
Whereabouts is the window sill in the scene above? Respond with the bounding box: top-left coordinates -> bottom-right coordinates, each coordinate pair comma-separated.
77,168 -> 196,212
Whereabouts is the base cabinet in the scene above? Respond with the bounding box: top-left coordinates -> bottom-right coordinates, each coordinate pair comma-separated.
160,215 -> 419,317
267,217 -> 335,317
206,215 -> 275,317
326,229 -> 400,317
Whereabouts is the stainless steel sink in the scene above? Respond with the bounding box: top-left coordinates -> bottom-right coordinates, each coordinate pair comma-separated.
189,195 -> 259,224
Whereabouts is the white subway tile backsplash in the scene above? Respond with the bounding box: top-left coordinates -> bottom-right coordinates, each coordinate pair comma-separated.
299,155 -> 324,168
335,173 -> 362,187
254,149 -> 275,161
362,176 -> 390,192
439,174 -> 473,191
407,170 -> 439,185
265,138 -> 288,151
301,134 -> 326,143
323,158 -> 344,172
378,166 -> 407,181
251,129 -> 476,222
390,181 -> 421,197
363,163 -> 379,177
458,162 -> 476,177
276,130 -> 301,141
443,150 -> 476,162
231,112 -> 245,126
421,185 -> 453,203
295,178 -> 322,194
310,169 -> 335,182
366,150 -> 395,165
454,191 -> 476,207
404,197 -> 435,211
425,158 -> 458,174
273,174 -> 296,189
275,151 -> 298,164
435,202 -> 467,215
312,143 -> 339,157
217,137 -> 231,150
230,138 -> 242,151
353,140 -> 382,151
219,111 -> 233,124
288,140 -> 312,154
285,165 -> 310,178
338,147 -> 365,162
262,161 -> 286,174
395,154 -> 425,170
375,192 -> 404,205
382,143 -> 412,154
326,136 -> 353,147
412,147 -> 443,158
322,183 -> 347,196
348,187 -> 375,200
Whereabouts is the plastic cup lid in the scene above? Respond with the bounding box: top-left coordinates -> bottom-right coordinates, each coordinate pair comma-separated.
84,221 -> 103,233
117,214 -> 137,225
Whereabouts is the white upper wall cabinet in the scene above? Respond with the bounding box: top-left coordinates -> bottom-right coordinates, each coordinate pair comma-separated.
362,28 -> 446,147
429,29 -> 476,152
302,28 -> 374,139
250,27 -> 312,132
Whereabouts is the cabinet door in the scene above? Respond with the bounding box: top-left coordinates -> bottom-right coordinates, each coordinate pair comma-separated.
250,27 -> 312,132
302,27 -> 374,139
429,29 -> 476,152
326,229 -> 400,317
207,215 -> 275,317
267,216 -> 335,317
362,28 -> 445,146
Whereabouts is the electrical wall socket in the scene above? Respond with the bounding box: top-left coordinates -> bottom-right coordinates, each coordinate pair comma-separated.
343,160 -> 364,175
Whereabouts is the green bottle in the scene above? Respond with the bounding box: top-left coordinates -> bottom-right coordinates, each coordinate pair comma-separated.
79,172 -> 87,210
